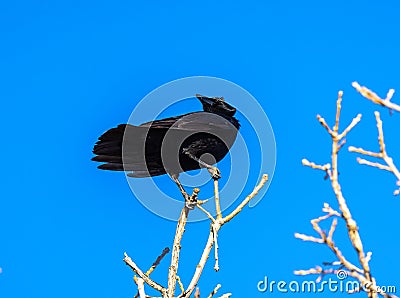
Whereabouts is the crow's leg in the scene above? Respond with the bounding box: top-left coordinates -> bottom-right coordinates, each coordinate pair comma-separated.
183,150 -> 221,180
169,174 -> 196,209
170,173 -> 188,199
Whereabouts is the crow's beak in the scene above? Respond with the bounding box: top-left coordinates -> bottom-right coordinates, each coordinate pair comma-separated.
196,94 -> 223,106
195,94 -> 213,106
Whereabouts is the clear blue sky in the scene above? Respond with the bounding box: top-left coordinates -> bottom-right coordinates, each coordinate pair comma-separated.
0,1 -> 399,297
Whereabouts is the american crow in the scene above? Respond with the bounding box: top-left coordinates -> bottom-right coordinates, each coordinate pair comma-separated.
92,94 -> 240,198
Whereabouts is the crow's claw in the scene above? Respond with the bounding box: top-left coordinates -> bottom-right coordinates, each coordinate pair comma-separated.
208,167 -> 221,180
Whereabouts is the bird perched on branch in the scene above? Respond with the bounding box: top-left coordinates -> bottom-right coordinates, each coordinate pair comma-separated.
92,94 -> 240,199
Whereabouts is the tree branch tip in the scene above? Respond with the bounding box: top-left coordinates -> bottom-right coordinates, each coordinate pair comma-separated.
194,287 -> 200,298
197,198 -> 209,205
338,90 -> 343,97
352,81 -> 361,89
302,158 -> 310,166
294,267 -> 322,276
294,232 -> 308,239
387,88 -> 395,98
294,233 -> 324,243
366,251 -> 372,262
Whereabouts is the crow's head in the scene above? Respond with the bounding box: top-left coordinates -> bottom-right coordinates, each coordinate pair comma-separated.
196,94 -> 237,117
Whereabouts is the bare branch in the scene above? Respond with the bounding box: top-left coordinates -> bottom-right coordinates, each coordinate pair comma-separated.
207,284 -> 221,298
294,233 -> 324,243
134,248 -> 171,298
317,114 -> 334,135
356,158 -> 392,172
214,179 -> 222,220
334,91 -> 343,133
123,252 -> 166,295
350,110 -> 400,195
298,91 -> 383,298
176,275 -> 185,295
223,174 -> 269,223
212,225 -> 220,271
183,222 -> 222,297
127,168 -> 268,298
294,266 -> 323,276
338,114 -> 362,139
348,146 -> 381,158
194,287 -> 200,298
302,159 -> 331,172
167,207 -> 191,297
197,204 -> 216,223
352,82 -> 399,112
322,203 -> 341,217
327,218 -> 338,242
181,175 -> 270,297
137,278 -> 146,298
146,247 -> 170,276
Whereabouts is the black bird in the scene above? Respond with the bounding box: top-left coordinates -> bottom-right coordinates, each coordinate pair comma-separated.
92,94 -> 240,198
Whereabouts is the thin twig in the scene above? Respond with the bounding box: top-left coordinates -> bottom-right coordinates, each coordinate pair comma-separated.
194,287 -> 200,298
317,115 -> 334,135
223,174 -> 269,223
327,218 -> 338,241
212,225 -> 220,271
334,91 -> 343,133
176,275 -> 185,294
214,179 -> 222,219
294,233 -> 324,243
123,253 -> 166,295
356,158 -> 392,172
352,82 -> 399,112
302,159 -> 331,178
338,114 -> 362,139
134,247 -> 171,298
182,222 -> 222,297
348,146 -> 382,158
349,110 -> 400,195
197,204 -> 216,223
207,284 -> 221,298
146,247 -> 170,276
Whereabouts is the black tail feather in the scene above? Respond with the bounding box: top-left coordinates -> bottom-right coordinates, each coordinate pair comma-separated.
92,124 -> 166,177
92,124 -> 126,170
